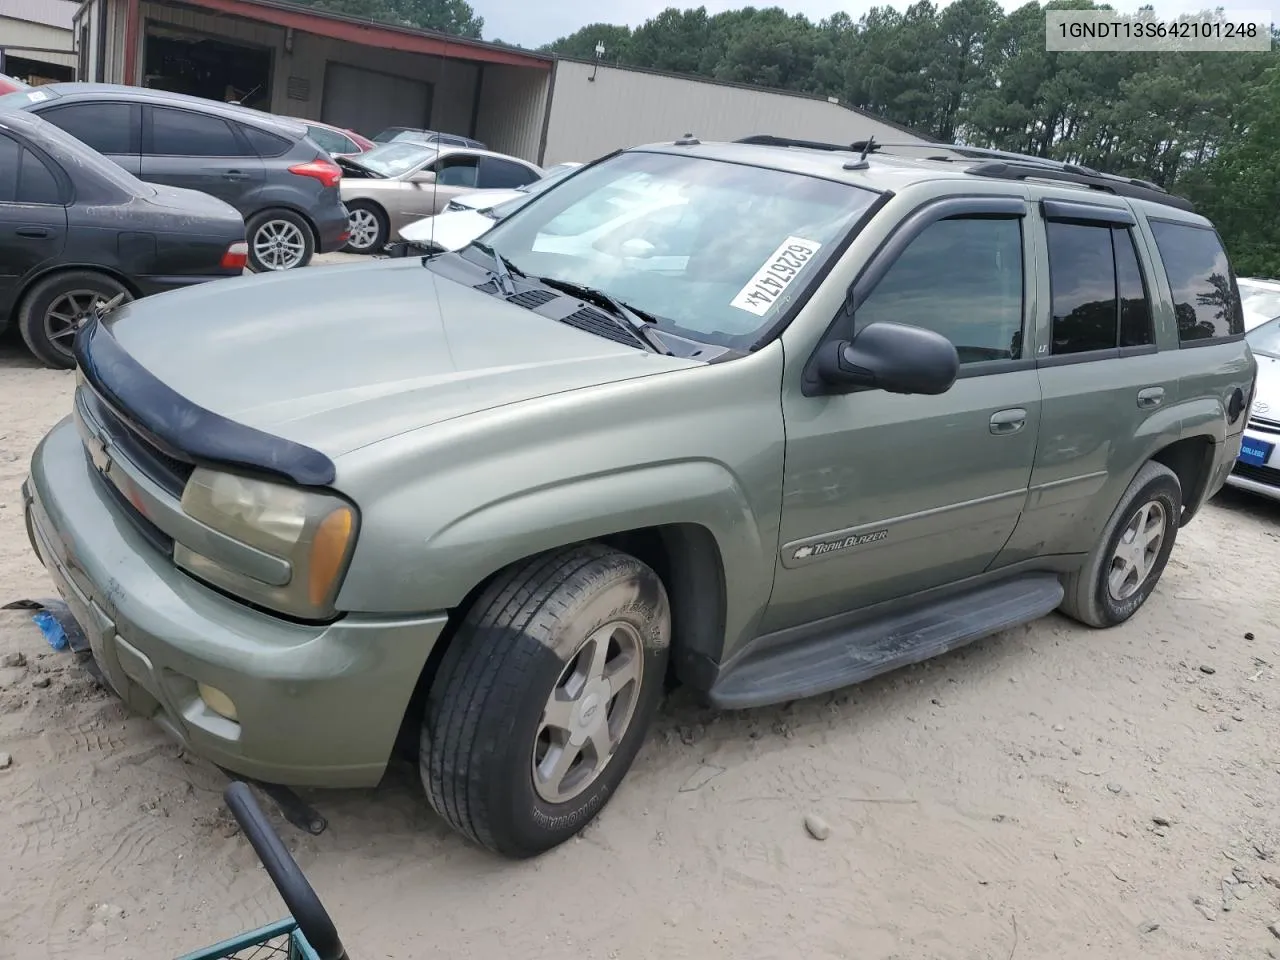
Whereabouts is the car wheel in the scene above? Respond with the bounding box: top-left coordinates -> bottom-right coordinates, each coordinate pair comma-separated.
421,543 -> 670,858
343,201 -> 388,255
1059,460 -> 1182,628
17,271 -> 131,369
247,209 -> 315,272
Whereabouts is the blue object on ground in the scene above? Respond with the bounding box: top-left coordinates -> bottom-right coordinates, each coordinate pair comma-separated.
33,610 -> 68,650
26,599 -> 89,654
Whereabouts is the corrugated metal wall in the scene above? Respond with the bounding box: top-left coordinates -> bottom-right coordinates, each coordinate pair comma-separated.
0,18 -> 75,65
0,0 -> 77,30
474,62 -> 548,162
543,60 -> 928,165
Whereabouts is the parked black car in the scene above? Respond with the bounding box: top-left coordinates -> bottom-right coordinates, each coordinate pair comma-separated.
0,109 -> 246,368
0,83 -> 349,272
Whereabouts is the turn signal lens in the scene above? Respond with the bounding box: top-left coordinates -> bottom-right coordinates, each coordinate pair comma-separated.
308,506 -> 355,607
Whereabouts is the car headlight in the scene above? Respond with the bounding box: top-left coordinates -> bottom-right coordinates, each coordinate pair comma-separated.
178,468 -> 358,619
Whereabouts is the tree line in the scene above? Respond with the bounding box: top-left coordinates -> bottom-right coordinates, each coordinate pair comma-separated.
546,2 -> 1280,277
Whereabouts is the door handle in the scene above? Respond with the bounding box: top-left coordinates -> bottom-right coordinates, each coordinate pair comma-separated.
1137,387 -> 1165,409
16,227 -> 50,239
222,170 -> 251,181
990,408 -> 1027,435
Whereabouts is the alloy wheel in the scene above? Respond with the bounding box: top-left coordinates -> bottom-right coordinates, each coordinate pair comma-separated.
253,219 -> 307,270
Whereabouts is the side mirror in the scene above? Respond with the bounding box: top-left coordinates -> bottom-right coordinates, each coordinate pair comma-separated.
410,170 -> 437,184
816,321 -> 959,395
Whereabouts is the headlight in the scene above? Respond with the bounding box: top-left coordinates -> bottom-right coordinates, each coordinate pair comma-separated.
178,468 -> 358,619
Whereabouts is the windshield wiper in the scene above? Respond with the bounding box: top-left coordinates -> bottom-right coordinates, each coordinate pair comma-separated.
533,276 -> 669,354
469,240 -> 521,297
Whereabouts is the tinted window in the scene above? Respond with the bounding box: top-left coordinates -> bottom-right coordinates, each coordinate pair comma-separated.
480,157 -> 538,189
0,134 -> 19,201
856,217 -> 1024,363
241,124 -> 291,157
42,102 -> 133,154
150,107 -> 248,157
1115,228 -> 1153,347
1150,220 -> 1243,342
435,154 -> 479,187
1047,221 -> 1119,354
17,148 -> 61,204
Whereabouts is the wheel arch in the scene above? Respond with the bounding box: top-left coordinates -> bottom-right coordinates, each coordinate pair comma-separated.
247,203 -> 320,248
8,262 -> 141,326
1150,433 -> 1218,526
389,521 -> 730,762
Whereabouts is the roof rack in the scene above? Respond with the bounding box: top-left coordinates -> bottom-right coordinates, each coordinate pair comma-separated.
735,134 -> 1194,213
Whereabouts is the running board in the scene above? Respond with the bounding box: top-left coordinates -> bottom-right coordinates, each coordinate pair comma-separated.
708,574 -> 1064,709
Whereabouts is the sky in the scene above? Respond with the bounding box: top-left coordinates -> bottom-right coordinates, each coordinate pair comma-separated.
472,0 -> 1249,48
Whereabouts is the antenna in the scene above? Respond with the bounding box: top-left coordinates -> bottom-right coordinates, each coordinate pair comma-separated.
427,31 -> 451,258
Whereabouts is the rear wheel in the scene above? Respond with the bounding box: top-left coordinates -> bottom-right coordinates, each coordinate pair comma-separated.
420,544 -> 670,858
17,271 -> 130,369
247,209 -> 314,272
1059,460 -> 1182,627
343,201 -> 388,254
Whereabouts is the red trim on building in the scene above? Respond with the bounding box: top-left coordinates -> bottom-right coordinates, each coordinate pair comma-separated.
123,0 -> 141,84
158,0 -> 551,70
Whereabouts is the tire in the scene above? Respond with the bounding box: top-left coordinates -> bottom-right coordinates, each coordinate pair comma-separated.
343,201 -> 388,255
1059,461 -> 1182,628
421,543 -> 671,858
17,271 -> 130,369
246,208 -> 315,272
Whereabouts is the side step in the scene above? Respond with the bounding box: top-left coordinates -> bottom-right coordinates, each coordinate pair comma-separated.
708,574 -> 1064,709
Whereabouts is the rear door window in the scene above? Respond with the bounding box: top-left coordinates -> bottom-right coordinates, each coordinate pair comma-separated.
1047,221 -> 1155,354
0,134 -> 19,201
435,154 -> 480,187
149,107 -> 252,157
16,148 -> 62,204
1149,220 -> 1243,343
40,101 -> 136,155
479,157 -> 539,189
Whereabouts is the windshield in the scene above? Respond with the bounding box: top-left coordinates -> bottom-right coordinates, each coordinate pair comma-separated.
351,142 -> 437,177
1247,315 -> 1280,358
1239,284 -> 1280,330
475,151 -> 879,348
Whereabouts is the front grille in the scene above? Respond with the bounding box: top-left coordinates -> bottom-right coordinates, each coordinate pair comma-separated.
81,387 -> 194,497
89,466 -> 174,556
1248,414 -> 1280,435
1232,461 -> 1280,486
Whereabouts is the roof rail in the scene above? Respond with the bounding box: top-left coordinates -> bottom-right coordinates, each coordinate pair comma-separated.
735,134 -> 1194,212
965,160 -> 1195,212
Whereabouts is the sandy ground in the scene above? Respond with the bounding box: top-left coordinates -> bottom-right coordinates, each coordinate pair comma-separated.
3,259 -> 1280,959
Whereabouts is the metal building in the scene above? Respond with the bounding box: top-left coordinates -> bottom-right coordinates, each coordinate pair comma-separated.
0,0 -> 78,83
69,0 -> 928,163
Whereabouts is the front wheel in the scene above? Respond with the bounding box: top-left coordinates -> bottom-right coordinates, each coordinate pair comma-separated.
421,544 -> 670,858
343,201 -> 388,254
247,209 -> 314,272
1059,460 -> 1182,628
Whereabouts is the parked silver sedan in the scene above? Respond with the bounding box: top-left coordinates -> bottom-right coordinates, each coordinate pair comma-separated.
338,142 -> 543,254
1225,304 -> 1280,500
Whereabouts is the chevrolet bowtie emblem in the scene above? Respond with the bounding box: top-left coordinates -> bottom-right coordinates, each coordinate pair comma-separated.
88,434 -> 111,474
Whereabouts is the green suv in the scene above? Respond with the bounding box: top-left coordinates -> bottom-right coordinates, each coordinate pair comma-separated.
22,135 -> 1255,858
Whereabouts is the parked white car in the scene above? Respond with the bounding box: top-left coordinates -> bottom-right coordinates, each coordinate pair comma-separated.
1238,276 -> 1280,331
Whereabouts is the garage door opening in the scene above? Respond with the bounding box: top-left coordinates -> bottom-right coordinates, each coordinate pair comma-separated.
0,54 -> 73,86
321,62 -> 432,141
142,26 -> 273,111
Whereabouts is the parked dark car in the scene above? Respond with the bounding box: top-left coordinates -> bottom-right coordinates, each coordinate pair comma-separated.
371,126 -> 487,149
0,83 -> 349,272
0,108 -> 246,368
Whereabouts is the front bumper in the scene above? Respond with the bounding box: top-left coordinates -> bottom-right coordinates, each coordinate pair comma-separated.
1223,425 -> 1280,501
23,418 -> 448,788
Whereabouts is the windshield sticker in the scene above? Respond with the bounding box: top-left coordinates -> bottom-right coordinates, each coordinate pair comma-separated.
730,237 -> 823,317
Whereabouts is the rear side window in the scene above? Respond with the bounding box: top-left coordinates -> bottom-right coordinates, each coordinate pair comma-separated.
240,123 -> 292,158
17,148 -> 61,204
41,101 -> 134,154
1150,220 -> 1243,343
1047,221 -> 1154,354
855,216 -> 1025,364
150,107 -> 252,157
480,157 -> 539,189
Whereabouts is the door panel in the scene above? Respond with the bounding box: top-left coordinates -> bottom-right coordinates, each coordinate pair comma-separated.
0,134 -> 68,319
768,205 -> 1041,633
141,106 -> 263,209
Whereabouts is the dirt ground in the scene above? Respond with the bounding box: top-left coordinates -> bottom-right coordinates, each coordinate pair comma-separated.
3,288 -> 1280,959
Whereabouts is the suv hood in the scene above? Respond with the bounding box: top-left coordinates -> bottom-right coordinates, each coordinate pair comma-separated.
100,258 -> 698,460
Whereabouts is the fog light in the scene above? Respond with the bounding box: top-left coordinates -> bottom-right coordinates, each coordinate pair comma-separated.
198,683 -> 238,721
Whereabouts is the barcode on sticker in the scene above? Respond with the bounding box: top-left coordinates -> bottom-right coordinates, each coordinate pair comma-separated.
730,237 -> 823,317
